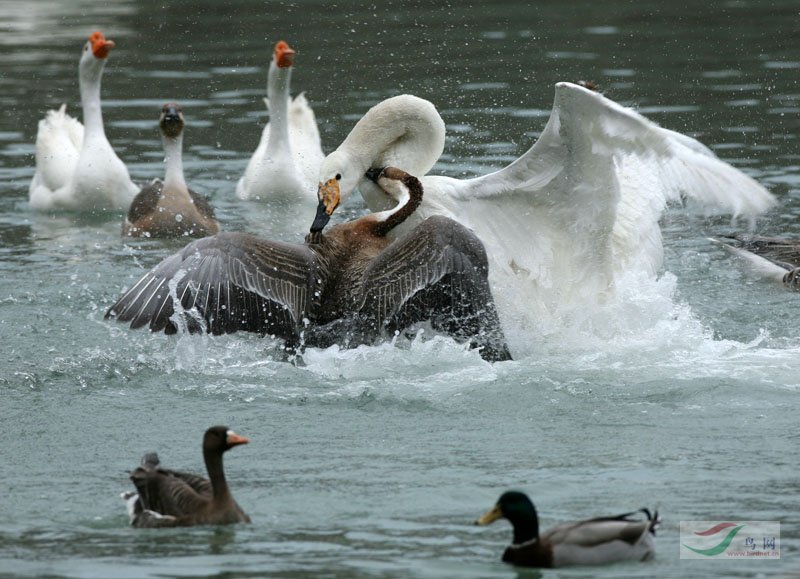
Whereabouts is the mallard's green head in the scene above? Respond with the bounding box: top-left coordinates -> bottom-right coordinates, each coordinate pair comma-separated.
476,491 -> 540,544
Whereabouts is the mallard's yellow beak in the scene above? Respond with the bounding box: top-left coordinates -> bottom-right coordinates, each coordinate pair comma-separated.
310,178 -> 341,233
475,504 -> 503,526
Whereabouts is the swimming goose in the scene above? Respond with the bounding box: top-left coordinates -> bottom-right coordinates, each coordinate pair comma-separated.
476,491 -> 659,568
123,103 -> 219,238
236,40 -> 324,211
711,234 -> 800,290
105,167 -> 511,361
315,88 -> 775,326
122,426 -> 251,528
29,31 -> 138,212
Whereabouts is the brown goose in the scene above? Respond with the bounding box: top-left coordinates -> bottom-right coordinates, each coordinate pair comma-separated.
123,103 -> 219,238
106,167 -> 511,361
121,426 -> 250,528
475,491 -> 659,568
305,167 -> 511,360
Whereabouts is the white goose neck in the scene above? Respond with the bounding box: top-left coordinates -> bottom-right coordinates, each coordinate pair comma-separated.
79,56 -> 107,143
265,62 -> 291,157
162,133 -> 188,193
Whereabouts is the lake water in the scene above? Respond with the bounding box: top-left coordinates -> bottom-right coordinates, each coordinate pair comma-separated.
1,0 -> 798,577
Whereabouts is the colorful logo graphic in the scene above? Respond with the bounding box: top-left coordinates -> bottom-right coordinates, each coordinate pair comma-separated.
680,521 -> 780,559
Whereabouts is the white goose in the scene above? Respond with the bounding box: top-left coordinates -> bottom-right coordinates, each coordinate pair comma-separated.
316,87 -> 776,335
236,40 -> 324,211
29,31 -> 138,212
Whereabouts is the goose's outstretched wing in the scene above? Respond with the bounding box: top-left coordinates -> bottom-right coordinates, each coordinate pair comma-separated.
361,216 -> 510,361
106,231 -> 321,339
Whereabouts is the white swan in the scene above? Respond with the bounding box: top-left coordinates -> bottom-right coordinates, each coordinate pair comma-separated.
236,40 -> 324,210
29,31 -> 138,212
316,86 -> 776,340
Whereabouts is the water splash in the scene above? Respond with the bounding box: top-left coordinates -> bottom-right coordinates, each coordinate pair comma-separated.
167,269 -> 210,372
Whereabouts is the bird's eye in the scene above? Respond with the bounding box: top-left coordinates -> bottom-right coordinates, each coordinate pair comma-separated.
335,173 -> 341,181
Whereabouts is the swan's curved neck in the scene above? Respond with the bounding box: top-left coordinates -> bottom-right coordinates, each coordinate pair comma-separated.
373,175 -> 423,237
79,58 -> 107,142
339,95 -> 446,181
162,133 -> 187,192
265,62 -> 291,157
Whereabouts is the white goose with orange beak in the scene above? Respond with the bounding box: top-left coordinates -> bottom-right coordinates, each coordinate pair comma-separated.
29,31 -> 138,212
237,40 -> 324,210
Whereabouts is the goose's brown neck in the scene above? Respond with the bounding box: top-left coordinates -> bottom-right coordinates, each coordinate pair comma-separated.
204,447 -> 232,503
374,174 -> 423,237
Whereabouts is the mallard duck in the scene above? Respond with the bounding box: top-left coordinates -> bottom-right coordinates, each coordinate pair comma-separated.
121,425 -> 251,528
475,491 -> 658,568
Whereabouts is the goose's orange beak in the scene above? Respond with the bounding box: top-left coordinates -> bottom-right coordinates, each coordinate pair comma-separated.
274,40 -> 296,68
89,31 -> 115,59
226,431 -> 250,446
311,178 -> 340,233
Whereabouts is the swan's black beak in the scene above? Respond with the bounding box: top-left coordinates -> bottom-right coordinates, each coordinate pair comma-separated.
311,178 -> 341,233
310,197 -> 330,233
365,167 -> 385,183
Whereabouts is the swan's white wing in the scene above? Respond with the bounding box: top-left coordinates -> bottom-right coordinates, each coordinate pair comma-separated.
29,104 -> 84,207
445,82 -> 775,286
463,82 -> 774,213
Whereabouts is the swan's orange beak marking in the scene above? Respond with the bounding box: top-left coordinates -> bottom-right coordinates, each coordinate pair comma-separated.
226,431 -> 250,446
274,40 -> 296,68
318,178 -> 341,216
475,504 -> 503,526
310,179 -> 340,233
89,31 -> 115,59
